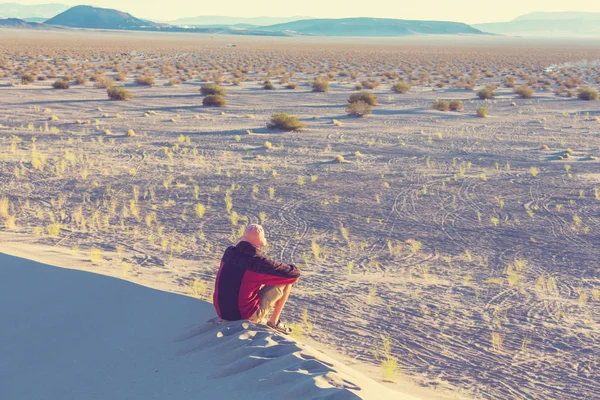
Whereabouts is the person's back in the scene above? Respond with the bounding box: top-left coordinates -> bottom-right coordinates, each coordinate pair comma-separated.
213,224 -> 300,334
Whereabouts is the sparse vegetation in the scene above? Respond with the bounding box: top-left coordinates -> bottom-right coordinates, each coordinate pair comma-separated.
107,86 -> 133,100
52,79 -> 70,89
391,81 -> 411,93
348,91 -> 378,106
312,77 -> 330,92
449,100 -> 464,111
578,87 -> 599,101
477,87 -> 496,99
515,85 -> 534,98
203,95 -> 226,107
432,100 -> 450,111
346,101 -> 373,117
200,83 -> 226,96
135,75 -> 155,87
267,112 -> 305,131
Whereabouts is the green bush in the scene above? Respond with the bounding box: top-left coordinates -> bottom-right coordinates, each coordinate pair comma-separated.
432,100 -> 451,111
200,83 -> 226,96
449,100 -> 464,111
312,77 -> 330,92
578,87 -> 599,101
267,112 -> 305,131
264,81 -> 275,90
515,85 -> 533,98
107,86 -> 133,100
135,76 -> 155,87
392,82 -> 411,93
52,79 -> 70,89
477,107 -> 488,118
202,94 -> 226,107
346,100 -> 373,117
477,87 -> 495,99
348,91 -> 378,106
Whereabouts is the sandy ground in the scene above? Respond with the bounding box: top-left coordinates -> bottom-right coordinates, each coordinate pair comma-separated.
0,251 -> 420,400
1,30 -> 600,400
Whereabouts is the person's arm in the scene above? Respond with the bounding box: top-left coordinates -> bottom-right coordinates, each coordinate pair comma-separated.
248,255 -> 300,286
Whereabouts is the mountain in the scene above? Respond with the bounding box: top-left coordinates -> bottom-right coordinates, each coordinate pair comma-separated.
513,12 -> 600,21
474,12 -> 600,37
0,17 -> 55,29
0,2 -> 68,19
45,5 -> 162,29
262,17 -> 485,36
170,16 -> 310,27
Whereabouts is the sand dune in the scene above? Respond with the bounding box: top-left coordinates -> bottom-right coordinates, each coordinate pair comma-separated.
0,253 -> 415,400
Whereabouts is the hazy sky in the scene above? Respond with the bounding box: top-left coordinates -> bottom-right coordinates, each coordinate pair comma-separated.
18,0 -> 600,23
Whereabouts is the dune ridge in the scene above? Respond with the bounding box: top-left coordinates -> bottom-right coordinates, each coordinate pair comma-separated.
0,252 -> 414,400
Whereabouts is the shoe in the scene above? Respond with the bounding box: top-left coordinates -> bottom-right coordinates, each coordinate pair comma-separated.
267,320 -> 292,335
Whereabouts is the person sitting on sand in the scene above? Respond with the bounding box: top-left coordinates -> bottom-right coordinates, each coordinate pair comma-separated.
213,224 -> 301,335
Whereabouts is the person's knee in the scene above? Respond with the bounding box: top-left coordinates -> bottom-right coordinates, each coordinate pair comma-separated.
261,285 -> 285,304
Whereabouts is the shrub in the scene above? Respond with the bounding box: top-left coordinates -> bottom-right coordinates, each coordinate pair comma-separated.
477,107 -> 488,118
267,112 -> 305,131
361,79 -> 381,89
94,75 -> 114,89
127,129 -> 136,137
200,83 -> 226,96
107,86 -> 133,100
578,88 -> 599,101
348,91 -> 378,106
115,72 -> 127,81
263,80 -> 275,90
135,75 -> 155,87
504,76 -> 516,88
21,73 -> 35,84
334,155 -> 345,163
459,79 -> 476,90
392,81 -> 411,93
37,75 -> 48,81
477,87 -> 496,99
346,100 -> 373,117
167,79 -> 181,86
449,100 -> 464,111
312,77 -> 329,92
515,85 -> 534,98
75,76 -> 87,85
203,94 -> 226,107
232,78 -> 242,86
286,82 -> 298,89
432,100 -> 451,111
52,79 -> 70,89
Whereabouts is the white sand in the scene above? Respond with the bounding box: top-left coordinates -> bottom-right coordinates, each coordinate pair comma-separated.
0,252 -> 419,400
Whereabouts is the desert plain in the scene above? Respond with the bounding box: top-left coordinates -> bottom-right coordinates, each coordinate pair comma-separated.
0,30 -> 599,400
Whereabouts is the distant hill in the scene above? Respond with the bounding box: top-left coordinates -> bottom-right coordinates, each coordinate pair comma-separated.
0,17 -> 55,29
170,16 -> 310,27
263,17 -> 485,36
474,12 -> 600,37
0,2 -> 68,19
45,5 -> 162,29
513,12 -> 600,21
